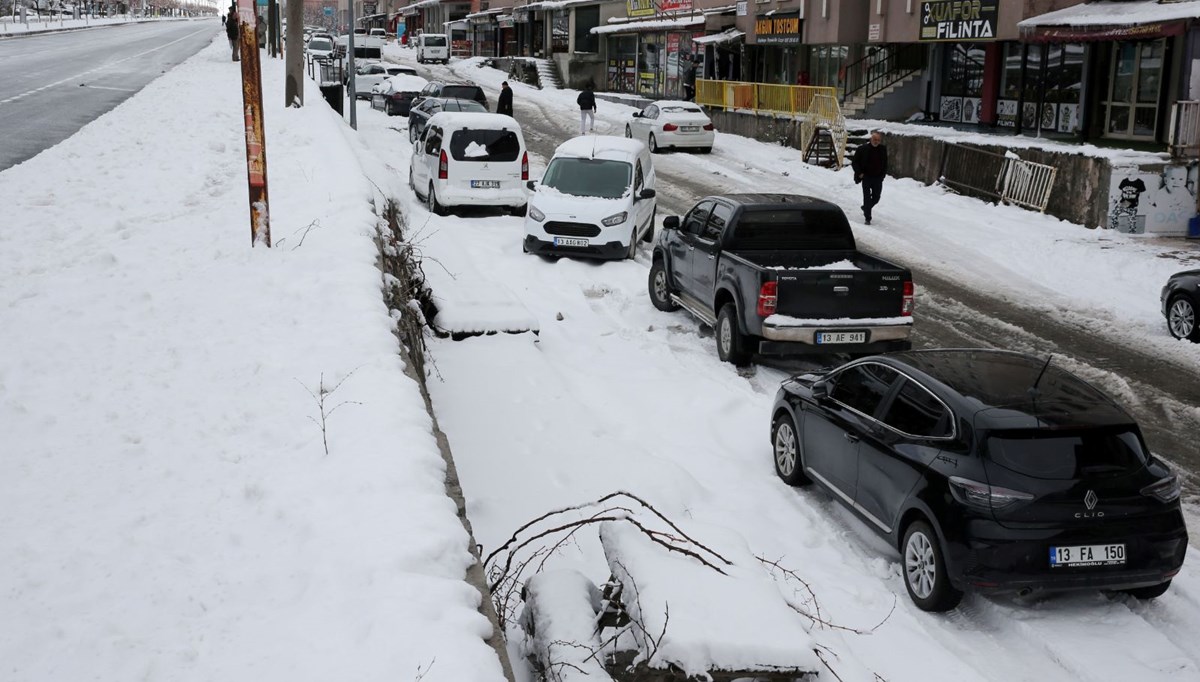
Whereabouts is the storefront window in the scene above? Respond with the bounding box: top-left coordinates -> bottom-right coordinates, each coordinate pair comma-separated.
574,6 -> 599,53
551,10 -> 568,53
939,44 -> 985,124
607,35 -> 638,92
805,45 -> 847,88
1105,39 -> 1163,140
639,34 -> 662,96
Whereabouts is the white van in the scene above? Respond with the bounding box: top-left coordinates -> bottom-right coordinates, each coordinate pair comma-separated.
523,136 -> 657,260
411,112 -> 529,216
417,33 -> 449,64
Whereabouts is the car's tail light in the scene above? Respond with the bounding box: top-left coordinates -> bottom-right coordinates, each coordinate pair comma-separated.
901,280 -> 914,316
521,151 -> 529,181
703,123 -> 714,131
1141,474 -> 1181,503
438,150 -> 448,180
756,281 -> 777,317
662,123 -> 679,132
949,477 -> 1034,512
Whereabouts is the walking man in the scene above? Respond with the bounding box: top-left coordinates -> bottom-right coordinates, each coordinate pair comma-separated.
577,83 -> 596,135
851,130 -> 887,225
497,81 -> 514,117
225,5 -> 240,61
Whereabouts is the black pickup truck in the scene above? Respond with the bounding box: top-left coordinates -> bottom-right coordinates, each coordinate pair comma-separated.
648,194 -> 915,365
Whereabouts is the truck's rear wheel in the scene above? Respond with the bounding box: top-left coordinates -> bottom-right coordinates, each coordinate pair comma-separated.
716,303 -> 751,366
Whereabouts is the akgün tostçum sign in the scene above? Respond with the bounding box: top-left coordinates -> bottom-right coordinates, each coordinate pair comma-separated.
920,0 -> 998,42
754,11 -> 800,45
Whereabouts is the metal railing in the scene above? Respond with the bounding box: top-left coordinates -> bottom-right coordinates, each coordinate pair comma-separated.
939,143 -> 1057,213
841,44 -> 925,105
695,80 -> 837,117
1169,100 -> 1200,158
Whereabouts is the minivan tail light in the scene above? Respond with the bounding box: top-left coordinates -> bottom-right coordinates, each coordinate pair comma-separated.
757,281 -> 778,317
1141,474 -> 1181,503
662,123 -> 679,132
438,149 -> 448,179
901,280 -> 914,316
521,151 -> 529,181
949,476 -> 1034,512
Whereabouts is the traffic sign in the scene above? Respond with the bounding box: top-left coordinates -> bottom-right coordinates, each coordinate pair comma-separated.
323,5 -> 333,15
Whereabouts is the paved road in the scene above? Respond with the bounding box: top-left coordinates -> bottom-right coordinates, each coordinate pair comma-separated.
0,20 -> 218,171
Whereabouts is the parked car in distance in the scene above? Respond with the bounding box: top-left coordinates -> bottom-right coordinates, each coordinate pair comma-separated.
771,348 -> 1188,612
305,37 -> 335,60
371,74 -> 430,116
650,194 -> 914,365
410,112 -> 528,216
369,27 -> 388,40
413,79 -> 489,111
408,97 -> 487,142
625,100 -> 715,153
417,32 -> 450,63
1161,269 -> 1200,342
523,136 -> 656,261
336,28 -> 384,58
355,64 -> 420,99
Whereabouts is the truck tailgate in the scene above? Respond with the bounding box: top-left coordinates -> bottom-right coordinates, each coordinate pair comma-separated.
773,263 -> 907,320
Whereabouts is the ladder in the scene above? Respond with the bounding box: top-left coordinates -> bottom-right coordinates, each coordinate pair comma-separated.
804,126 -> 841,168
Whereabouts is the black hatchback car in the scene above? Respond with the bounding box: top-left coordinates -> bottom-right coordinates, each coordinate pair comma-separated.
1161,269 -> 1200,342
770,349 -> 1187,612
407,97 -> 488,142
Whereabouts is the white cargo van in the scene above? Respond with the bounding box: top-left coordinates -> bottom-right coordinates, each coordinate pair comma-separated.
411,112 -> 529,216
417,33 -> 449,64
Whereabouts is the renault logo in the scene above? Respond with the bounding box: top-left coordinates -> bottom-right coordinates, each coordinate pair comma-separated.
1084,490 -> 1098,510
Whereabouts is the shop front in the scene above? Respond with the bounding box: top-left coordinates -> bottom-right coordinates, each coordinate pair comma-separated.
747,10 -> 801,85
467,8 -> 502,57
594,5 -> 704,98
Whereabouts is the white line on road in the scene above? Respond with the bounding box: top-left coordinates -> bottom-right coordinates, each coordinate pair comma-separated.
0,27 -> 211,107
79,85 -> 140,92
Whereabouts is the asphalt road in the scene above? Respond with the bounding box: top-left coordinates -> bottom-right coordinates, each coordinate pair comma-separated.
0,20 -> 218,172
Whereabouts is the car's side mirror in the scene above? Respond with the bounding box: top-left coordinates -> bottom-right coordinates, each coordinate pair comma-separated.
810,381 -> 830,400
640,188 -> 656,199
526,180 -> 537,191
632,112 -> 642,118
663,215 -> 680,229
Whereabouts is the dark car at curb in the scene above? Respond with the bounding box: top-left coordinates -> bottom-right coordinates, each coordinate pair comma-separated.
1161,269 -> 1200,342
408,97 -> 488,142
770,348 -> 1187,612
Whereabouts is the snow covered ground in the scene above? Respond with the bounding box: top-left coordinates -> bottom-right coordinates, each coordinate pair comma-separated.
0,15 -> 182,35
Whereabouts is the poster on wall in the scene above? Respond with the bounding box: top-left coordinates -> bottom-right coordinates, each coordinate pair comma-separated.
919,0 -> 998,41
1040,103 -> 1058,131
627,0 -> 654,18
1107,165 -> 1198,235
962,97 -> 981,124
1058,103 -> 1079,133
1021,101 -> 1038,129
996,98 -> 1017,127
940,96 -> 962,123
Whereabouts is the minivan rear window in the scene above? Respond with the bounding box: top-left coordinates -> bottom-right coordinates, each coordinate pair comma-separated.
450,130 -> 521,162
423,36 -> 448,46
986,428 -> 1148,480
729,208 -> 855,251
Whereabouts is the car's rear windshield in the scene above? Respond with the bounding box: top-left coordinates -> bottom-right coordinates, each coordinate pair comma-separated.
423,35 -> 447,46
443,99 -> 486,112
309,39 -> 332,50
661,105 -> 703,114
728,208 -> 855,251
450,130 -> 521,162
443,85 -> 484,102
542,158 -> 631,199
985,428 -> 1149,480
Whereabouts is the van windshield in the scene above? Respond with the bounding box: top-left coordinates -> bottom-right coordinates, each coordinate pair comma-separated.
450,130 -> 521,162
542,158 -> 631,199
423,35 -> 447,46
985,428 -> 1148,480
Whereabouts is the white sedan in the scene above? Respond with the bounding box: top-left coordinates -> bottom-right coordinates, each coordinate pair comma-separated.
624,100 -> 715,154
354,63 -> 419,99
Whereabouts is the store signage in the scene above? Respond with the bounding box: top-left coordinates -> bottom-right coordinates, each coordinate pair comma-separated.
868,22 -> 881,41
736,1 -> 747,17
919,1 -> 998,42
1023,20 -> 1186,43
363,2 -> 376,15
661,0 -> 693,11
627,0 -> 654,18
754,11 -> 800,45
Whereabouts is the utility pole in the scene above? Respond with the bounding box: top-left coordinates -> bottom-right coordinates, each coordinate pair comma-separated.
284,0 -> 303,105
348,0 -> 357,130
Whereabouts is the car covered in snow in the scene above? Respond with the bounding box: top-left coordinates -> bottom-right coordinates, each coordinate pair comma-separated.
771,349 -> 1188,612
371,74 -> 429,116
410,112 -> 528,216
523,136 -> 657,261
354,63 -> 419,99
1161,269 -> 1200,342
625,100 -> 715,154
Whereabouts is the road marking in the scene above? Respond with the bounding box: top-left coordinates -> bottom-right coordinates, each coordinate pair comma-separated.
79,84 -> 140,92
0,26 -> 211,107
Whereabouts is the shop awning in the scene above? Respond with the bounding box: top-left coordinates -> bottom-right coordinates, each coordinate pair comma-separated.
399,0 -> 442,16
591,14 -> 704,35
1019,0 -> 1199,42
692,28 -> 743,45
466,7 -> 503,23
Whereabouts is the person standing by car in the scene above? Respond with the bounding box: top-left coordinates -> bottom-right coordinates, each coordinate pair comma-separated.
851,130 -> 887,225
577,83 -> 597,135
497,81 -> 514,117
225,5 -> 240,61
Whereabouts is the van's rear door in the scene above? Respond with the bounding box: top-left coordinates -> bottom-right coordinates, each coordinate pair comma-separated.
446,128 -> 524,191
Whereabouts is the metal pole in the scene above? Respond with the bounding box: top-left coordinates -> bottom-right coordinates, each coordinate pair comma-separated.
267,0 -> 276,58
348,0 -> 356,129
284,0 -> 303,105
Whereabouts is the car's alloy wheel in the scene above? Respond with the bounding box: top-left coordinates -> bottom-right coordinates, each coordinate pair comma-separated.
648,133 -> 658,153
427,183 -> 445,216
647,260 -> 679,312
716,303 -> 750,366
771,415 -> 811,485
901,521 -> 963,612
1168,295 -> 1197,341
905,532 -> 936,600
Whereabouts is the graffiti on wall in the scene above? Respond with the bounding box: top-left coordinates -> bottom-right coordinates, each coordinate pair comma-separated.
1106,165 -> 1197,235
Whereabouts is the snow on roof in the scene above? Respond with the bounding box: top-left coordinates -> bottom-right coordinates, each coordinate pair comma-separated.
385,74 -> 429,91
591,14 -> 704,34
398,0 -> 441,12
1018,0 -> 1200,27
427,111 -> 523,131
553,135 -> 645,160
693,28 -> 744,45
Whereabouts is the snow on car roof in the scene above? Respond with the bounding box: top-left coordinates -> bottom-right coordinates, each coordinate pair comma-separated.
426,111 -> 524,131
385,74 -> 429,91
554,135 -> 645,161
652,100 -> 704,113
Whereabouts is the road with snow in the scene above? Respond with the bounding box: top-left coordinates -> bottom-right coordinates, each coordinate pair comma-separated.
0,20 -> 216,171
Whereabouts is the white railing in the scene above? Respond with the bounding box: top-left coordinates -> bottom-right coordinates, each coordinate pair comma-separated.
939,143 -> 1057,213
1169,101 -> 1200,159
999,157 -> 1057,213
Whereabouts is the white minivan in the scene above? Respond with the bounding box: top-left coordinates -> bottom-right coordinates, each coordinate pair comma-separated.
523,136 -> 657,260
411,112 -> 529,216
417,33 -> 449,64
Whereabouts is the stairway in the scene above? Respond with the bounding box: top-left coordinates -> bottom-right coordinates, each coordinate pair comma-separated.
532,58 -> 562,90
844,128 -> 870,160
841,72 -> 921,118
804,127 -> 841,168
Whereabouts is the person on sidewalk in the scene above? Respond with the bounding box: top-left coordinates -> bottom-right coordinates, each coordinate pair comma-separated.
225,8 -> 240,62
256,14 -> 266,50
851,130 -> 888,225
577,83 -> 596,135
497,81 -> 514,117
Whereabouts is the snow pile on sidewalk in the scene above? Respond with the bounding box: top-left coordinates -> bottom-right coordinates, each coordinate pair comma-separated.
0,38 -> 505,681
0,15 -> 183,35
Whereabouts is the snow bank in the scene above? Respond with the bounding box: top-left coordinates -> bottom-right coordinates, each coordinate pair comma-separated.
519,570 -> 611,682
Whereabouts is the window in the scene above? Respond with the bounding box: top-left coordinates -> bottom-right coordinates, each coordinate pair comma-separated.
574,5 -> 599,53
986,428 -> 1149,480
830,363 -> 899,418
449,130 -> 520,162
643,105 -> 659,120
704,203 -> 732,241
882,380 -> 950,438
683,201 -> 714,236
634,162 -> 644,191
727,208 -> 855,251
424,127 -> 441,156
443,85 -> 485,105
541,158 -> 632,199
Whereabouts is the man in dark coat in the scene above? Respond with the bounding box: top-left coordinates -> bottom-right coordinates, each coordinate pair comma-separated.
851,130 -> 887,225
577,83 -> 596,135
225,6 -> 240,61
497,81 -> 514,117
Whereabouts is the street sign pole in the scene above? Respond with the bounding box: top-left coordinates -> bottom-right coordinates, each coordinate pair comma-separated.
237,0 -> 271,247
348,0 -> 357,130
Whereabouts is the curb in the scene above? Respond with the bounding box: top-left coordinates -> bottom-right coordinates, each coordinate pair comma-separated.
0,18 -> 193,40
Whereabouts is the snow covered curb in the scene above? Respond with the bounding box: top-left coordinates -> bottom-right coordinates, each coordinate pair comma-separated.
0,16 -> 192,38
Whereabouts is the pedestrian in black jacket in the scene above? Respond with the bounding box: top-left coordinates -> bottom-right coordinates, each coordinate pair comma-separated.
851,130 -> 887,224
225,6 -> 240,62
497,81 -> 514,117
577,83 -> 596,135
